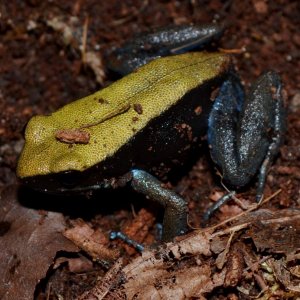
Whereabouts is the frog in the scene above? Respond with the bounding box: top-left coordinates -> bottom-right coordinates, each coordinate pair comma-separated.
17,24 -> 285,242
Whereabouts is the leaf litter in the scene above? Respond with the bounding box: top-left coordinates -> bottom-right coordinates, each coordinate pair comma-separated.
0,186 -> 78,300
2,183 -> 299,299
75,193 -> 300,299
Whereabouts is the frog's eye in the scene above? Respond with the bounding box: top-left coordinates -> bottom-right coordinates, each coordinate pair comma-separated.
56,171 -> 82,189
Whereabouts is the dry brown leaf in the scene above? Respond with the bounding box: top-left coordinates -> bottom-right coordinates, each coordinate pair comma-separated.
0,186 -> 78,300
224,243 -> 245,287
77,208 -> 300,299
124,264 -> 226,299
290,265 -> 300,278
122,232 -> 217,299
123,232 -> 211,276
55,129 -> 90,144
54,256 -> 94,273
268,258 -> 300,294
77,258 -> 124,300
210,235 -> 228,254
64,221 -> 119,261
245,209 -> 300,256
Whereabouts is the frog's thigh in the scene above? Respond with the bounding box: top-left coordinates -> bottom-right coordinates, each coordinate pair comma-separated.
255,71 -> 285,202
130,169 -> 187,242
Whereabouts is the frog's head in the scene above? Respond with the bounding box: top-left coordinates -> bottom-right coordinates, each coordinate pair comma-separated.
16,113 -> 119,194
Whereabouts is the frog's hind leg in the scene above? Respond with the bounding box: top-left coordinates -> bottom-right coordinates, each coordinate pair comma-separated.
255,72 -> 286,201
208,73 -> 248,187
107,24 -> 224,75
208,71 -> 285,207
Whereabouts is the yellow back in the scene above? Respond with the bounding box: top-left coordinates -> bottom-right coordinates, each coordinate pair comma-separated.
17,52 -> 230,178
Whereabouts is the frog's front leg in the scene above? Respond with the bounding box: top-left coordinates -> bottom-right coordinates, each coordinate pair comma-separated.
208,71 -> 285,201
129,169 -> 187,242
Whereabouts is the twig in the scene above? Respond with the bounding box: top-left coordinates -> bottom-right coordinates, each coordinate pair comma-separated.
81,16 -> 89,64
243,255 -> 272,273
212,222 -> 250,238
219,230 -> 235,269
205,189 -> 282,232
219,47 -> 246,54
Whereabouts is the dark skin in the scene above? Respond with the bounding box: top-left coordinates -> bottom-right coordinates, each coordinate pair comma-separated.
204,71 -> 285,221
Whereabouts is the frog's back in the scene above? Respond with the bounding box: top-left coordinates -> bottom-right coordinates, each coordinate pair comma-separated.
17,52 -> 230,181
